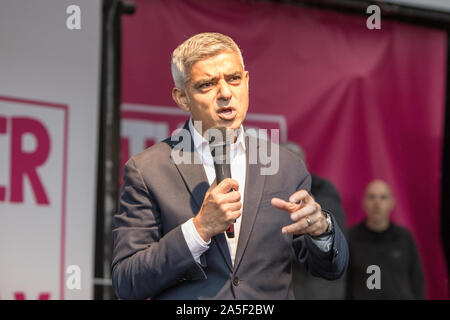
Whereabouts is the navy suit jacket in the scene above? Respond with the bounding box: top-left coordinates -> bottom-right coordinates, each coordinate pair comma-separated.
111,122 -> 349,299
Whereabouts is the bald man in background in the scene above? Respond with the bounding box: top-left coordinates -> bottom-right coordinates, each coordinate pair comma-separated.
347,180 -> 424,299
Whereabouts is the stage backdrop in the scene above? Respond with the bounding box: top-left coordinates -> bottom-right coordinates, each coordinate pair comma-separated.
121,0 -> 448,299
0,0 -> 102,299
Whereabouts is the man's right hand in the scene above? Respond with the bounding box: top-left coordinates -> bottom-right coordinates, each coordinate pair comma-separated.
193,178 -> 242,242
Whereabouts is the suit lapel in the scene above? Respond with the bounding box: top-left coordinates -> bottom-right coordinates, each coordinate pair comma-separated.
233,134 -> 266,272
170,122 -> 209,211
171,120 -> 233,271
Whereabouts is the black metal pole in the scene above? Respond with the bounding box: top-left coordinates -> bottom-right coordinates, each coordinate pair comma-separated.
441,28 -> 450,296
94,0 -> 135,300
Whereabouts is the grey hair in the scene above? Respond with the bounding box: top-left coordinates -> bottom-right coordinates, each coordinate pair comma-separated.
171,32 -> 245,90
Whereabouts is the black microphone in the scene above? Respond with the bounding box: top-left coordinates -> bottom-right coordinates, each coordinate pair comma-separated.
208,126 -> 236,238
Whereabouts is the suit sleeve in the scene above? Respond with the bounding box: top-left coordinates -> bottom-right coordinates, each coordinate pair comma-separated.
291,166 -> 349,280
315,179 -> 348,239
111,158 -> 205,300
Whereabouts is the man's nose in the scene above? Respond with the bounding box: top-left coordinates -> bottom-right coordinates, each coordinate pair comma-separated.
217,79 -> 232,100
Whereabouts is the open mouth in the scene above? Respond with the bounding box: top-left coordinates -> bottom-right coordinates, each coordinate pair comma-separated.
217,107 -> 237,121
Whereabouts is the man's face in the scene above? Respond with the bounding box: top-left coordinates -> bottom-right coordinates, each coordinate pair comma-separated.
174,51 -> 249,135
363,181 -> 394,223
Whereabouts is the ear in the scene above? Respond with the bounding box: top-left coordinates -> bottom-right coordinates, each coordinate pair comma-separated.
172,87 -> 190,112
244,70 -> 249,89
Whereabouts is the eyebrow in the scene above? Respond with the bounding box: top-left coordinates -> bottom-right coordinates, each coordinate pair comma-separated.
193,77 -> 217,87
226,71 -> 243,78
193,71 -> 243,88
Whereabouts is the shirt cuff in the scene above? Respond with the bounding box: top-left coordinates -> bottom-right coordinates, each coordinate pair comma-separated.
181,218 -> 211,264
310,233 -> 333,252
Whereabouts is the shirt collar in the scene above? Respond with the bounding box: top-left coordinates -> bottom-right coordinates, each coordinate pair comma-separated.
188,116 -> 246,153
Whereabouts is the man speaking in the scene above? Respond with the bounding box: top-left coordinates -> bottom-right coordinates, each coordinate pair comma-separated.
111,32 -> 348,300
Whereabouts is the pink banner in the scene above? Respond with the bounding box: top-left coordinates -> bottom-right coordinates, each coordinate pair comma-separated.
121,0 -> 448,299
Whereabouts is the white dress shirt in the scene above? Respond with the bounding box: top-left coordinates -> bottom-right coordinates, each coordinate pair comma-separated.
181,118 -> 332,266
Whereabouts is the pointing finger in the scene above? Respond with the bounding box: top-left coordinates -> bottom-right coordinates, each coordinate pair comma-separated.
271,197 -> 300,213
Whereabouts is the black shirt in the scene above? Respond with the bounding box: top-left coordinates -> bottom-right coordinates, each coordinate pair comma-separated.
347,221 -> 424,299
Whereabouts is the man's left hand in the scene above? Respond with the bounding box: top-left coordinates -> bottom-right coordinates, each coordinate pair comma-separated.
271,190 -> 328,237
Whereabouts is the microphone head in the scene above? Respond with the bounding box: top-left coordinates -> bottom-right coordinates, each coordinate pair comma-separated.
207,126 -> 237,165
207,126 -> 235,181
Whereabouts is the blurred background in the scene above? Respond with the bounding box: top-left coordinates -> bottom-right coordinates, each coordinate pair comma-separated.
0,0 -> 449,300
